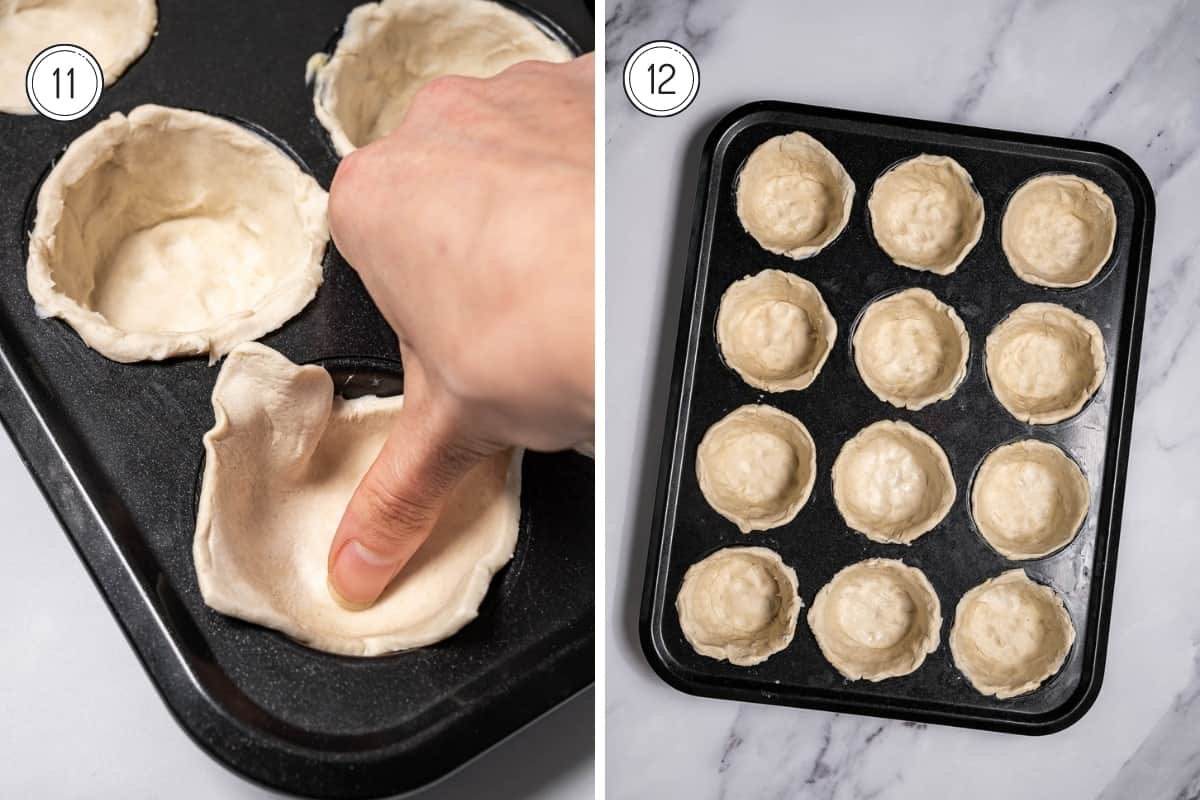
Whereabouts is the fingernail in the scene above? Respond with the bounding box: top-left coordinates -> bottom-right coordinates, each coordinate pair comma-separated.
328,540 -> 398,611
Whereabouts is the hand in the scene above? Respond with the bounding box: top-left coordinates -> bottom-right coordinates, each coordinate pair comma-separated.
325,54 -> 595,610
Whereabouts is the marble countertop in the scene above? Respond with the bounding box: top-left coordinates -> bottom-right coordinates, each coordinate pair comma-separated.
605,0 -> 1200,797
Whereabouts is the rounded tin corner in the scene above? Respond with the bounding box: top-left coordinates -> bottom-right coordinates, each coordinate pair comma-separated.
1078,138 -> 1157,216
1020,661 -> 1108,736
637,609 -> 735,705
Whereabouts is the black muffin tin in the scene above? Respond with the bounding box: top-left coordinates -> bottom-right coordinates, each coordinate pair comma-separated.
0,1 -> 593,797
641,101 -> 1155,735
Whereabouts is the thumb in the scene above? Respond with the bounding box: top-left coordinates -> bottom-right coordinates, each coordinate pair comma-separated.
326,394 -> 490,610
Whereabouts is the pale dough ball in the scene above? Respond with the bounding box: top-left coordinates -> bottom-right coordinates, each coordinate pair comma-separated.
853,288 -> 969,410
950,570 -> 1075,698
736,132 -> 854,259
716,269 -> 837,392
676,546 -> 802,666
832,420 -> 955,544
808,558 -> 941,681
1002,174 -> 1116,288
985,303 -> 1106,424
972,439 -> 1089,559
26,105 -> 329,363
868,154 -> 984,274
0,0 -> 156,115
310,0 -> 573,156
696,405 -> 816,533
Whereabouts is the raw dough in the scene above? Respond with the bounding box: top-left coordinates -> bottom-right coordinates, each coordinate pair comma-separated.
676,546 -> 801,666
311,0 -> 573,156
27,105 -> 328,364
853,288 -> 969,410
972,439 -> 1089,560
736,132 -> 854,259
193,343 -> 521,657
950,569 -> 1075,698
1002,173 -> 1116,288
868,154 -> 984,274
0,0 -> 156,115
696,405 -> 816,533
808,558 -> 941,681
985,303 -> 1105,424
832,420 -> 955,544
716,269 -> 837,392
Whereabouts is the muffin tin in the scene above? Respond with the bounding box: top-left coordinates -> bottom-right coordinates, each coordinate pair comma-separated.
640,101 -> 1155,734
0,1 -> 593,796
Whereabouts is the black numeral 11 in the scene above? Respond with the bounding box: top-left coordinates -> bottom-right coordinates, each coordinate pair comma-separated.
52,67 -> 75,99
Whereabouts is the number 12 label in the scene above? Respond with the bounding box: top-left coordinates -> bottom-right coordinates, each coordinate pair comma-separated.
624,41 -> 700,118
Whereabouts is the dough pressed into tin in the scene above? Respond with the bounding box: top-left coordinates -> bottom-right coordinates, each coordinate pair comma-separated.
736,132 -> 855,259
716,269 -> 837,392
985,303 -> 1106,424
950,569 -> 1075,698
972,439 -> 1089,560
27,105 -> 328,364
868,154 -> 984,274
0,0 -> 156,115
310,0 -> 573,156
1002,173 -> 1116,288
696,405 -> 816,533
676,546 -> 802,666
193,343 -> 522,657
832,420 -> 955,544
808,558 -> 941,681
853,288 -> 969,410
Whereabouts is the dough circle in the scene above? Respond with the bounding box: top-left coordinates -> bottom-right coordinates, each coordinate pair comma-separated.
853,288 -> 969,409
676,546 -> 802,666
696,405 -> 816,533
27,105 -> 329,363
950,569 -> 1075,698
972,439 -> 1089,559
985,303 -> 1106,424
1002,173 -> 1116,288
193,343 -> 522,657
736,132 -> 855,259
807,558 -> 941,681
716,269 -> 837,392
0,0 -> 157,115
832,420 -> 955,544
311,0 -> 573,156
868,154 -> 984,274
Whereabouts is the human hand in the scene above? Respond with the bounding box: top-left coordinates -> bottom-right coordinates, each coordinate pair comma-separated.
325,54 -> 594,609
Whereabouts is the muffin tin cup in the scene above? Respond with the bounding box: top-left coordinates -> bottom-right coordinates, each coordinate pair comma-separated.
640,101 -> 1155,735
307,0 -> 585,159
0,1 -> 593,797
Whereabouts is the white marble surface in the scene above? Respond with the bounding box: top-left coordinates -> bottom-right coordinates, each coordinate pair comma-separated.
0,432 -> 592,797
605,0 -> 1200,797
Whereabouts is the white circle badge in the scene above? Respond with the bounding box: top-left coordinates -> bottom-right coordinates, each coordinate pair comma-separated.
26,44 -> 104,121
623,40 -> 699,118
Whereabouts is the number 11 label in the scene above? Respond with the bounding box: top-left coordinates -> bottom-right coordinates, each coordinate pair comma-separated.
26,44 -> 104,121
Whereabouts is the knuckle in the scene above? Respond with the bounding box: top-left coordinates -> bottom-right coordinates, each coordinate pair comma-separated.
328,152 -> 365,227
508,58 -> 553,76
411,74 -> 472,110
504,58 -> 537,74
438,349 -> 509,411
359,478 -> 437,541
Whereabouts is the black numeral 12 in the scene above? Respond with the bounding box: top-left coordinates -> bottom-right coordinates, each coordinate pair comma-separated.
646,63 -> 676,95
